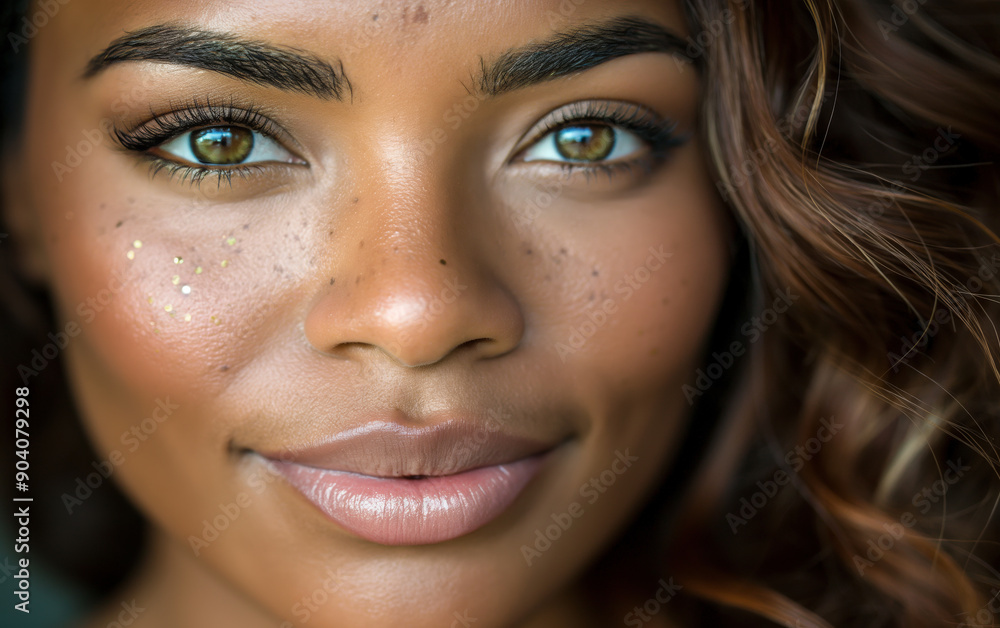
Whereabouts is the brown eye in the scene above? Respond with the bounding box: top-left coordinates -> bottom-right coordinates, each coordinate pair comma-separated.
190,126 -> 254,164
554,124 -> 615,161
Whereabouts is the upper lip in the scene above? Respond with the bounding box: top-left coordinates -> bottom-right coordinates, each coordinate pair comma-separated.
257,413 -> 558,478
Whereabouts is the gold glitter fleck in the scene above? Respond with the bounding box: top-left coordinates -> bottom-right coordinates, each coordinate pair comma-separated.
184,313 -> 191,322
195,266 -> 203,274
181,285 -> 191,295
147,296 -> 154,304
164,304 -> 173,312
210,315 -> 220,325
133,240 -> 142,248
221,260 -> 229,268
172,275 -> 180,285
174,257 -> 183,264
126,250 -> 135,260
226,237 -> 236,246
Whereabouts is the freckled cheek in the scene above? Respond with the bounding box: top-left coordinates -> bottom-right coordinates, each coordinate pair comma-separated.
39,206 -> 255,400
571,237 -> 730,388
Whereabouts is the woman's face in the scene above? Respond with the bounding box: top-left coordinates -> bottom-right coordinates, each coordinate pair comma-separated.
6,0 -> 731,625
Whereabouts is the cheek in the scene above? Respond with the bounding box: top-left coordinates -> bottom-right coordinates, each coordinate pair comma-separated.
31,181 -> 306,466
36,182 -> 319,392
41,202 -> 226,398
33,184 -> 328,532
540,166 -> 732,400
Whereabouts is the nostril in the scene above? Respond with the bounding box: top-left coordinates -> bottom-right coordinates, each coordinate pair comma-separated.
303,266 -> 525,368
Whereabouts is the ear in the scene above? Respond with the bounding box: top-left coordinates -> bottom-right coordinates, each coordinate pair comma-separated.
1,151 -> 50,284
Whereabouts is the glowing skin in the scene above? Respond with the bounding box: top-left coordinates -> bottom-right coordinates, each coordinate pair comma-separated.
3,1 -> 732,627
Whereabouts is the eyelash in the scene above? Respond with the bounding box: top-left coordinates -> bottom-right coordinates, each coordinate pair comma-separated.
112,99 -> 685,188
518,101 -> 686,182
113,99 -> 289,187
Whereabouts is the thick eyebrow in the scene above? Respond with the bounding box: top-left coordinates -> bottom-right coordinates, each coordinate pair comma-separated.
477,16 -> 696,97
83,24 -> 352,101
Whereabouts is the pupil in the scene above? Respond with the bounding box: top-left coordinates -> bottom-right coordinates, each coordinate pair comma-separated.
555,125 -> 615,161
190,127 -> 253,165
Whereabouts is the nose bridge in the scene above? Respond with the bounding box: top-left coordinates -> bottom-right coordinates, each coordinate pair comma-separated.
304,163 -> 523,368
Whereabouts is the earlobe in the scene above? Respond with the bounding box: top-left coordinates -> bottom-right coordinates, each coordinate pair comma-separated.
1,154 -> 50,284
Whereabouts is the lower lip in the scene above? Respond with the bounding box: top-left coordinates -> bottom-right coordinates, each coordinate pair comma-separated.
268,455 -> 546,545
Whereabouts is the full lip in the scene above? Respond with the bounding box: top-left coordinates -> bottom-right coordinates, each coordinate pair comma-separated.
256,416 -> 558,478
254,414 -> 568,545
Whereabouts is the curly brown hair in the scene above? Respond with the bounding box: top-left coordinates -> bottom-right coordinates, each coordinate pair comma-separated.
655,0 -> 1000,626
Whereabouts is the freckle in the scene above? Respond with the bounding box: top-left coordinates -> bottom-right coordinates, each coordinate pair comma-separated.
164,304 -> 173,312
220,365 -> 230,371
127,197 -> 135,204
330,278 -> 335,285
355,275 -> 361,285
662,297 -> 670,305
133,240 -> 143,248
413,4 -> 428,22
352,197 -> 359,204
100,203 -> 106,209
226,237 -> 236,246
181,285 -> 191,295
592,269 -> 599,276
126,250 -> 135,260
221,260 -> 229,268
116,220 -> 123,228
242,224 -> 250,230
650,348 -> 658,356
589,292 -> 595,301
195,266 -> 203,274
559,248 -> 567,255
637,330 -> 644,336
439,259 -> 447,265
359,240 -> 364,249
525,249 -> 533,255
174,256 -> 183,264
372,13 -> 378,20
172,275 -> 180,285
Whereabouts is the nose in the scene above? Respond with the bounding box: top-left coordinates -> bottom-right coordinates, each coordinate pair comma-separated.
303,184 -> 524,369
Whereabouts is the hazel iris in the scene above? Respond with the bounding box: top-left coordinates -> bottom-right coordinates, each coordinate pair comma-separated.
555,124 -> 615,161
190,127 -> 253,164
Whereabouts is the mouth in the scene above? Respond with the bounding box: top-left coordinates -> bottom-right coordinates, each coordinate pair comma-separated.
256,417 -> 563,545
